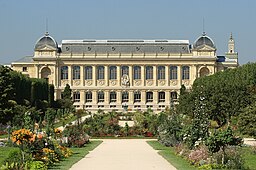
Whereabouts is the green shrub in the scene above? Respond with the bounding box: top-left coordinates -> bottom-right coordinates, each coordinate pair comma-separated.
28,161 -> 47,170
3,149 -> 22,167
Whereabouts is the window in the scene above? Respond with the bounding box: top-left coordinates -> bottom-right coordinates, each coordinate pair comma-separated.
158,66 -> 165,80
85,66 -> 92,80
158,92 -> 165,102
134,91 -> 141,102
85,91 -> 92,103
122,91 -> 129,103
133,66 -> 141,79
146,66 -> 153,80
182,66 -> 190,80
110,91 -> 117,103
22,67 -> 27,72
98,91 -> 104,103
146,91 -> 153,103
61,66 -> 68,80
121,66 -> 129,76
171,91 -> 177,100
109,66 -> 117,80
73,91 -> 80,102
73,66 -> 80,79
97,66 -> 104,80
170,66 -> 177,80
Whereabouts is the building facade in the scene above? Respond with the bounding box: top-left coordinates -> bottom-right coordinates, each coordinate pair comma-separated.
11,32 -> 238,112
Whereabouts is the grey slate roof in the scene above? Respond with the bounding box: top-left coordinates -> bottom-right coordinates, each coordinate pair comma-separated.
13,56 -> 33,63
61,40 -> 190,54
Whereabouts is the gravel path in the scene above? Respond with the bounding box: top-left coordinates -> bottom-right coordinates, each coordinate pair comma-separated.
70,139 -> 176,170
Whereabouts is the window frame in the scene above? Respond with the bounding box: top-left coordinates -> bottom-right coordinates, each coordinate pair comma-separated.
61,66 -> 68,80
73,66 -> 80,80
85,66 -> 92,80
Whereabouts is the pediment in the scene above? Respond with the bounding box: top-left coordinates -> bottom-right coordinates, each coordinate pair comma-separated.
36,44 -> 57,51
194,44 -> 216,51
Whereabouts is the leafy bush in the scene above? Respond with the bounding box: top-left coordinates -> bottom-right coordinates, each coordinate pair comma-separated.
3,149 -> 22,168
64,125 -> 89,147
28,161 -> 47,170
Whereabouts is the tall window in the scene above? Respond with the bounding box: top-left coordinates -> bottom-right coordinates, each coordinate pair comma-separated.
61,66 -> 68,80
97,66 -> 104,80
133,66 -> 141,79
85,91 -> 92,103
158,66 -> 165,80
121,66 -> 129,76
134,91 -> 141,102
98,91 -> 104,103
146,91 -> 153,103
109,66 -> 117,80
170,66 -> 177,80
171,91 -> 177,100
182,66 -> 190,80
146,66 -> 153,80
85,66 -> 92,80
122,91 -> 129,103
73,91 -> 80,102
73,66 -> 80,79
158,92 -> 165,102
110,91 -> 117,103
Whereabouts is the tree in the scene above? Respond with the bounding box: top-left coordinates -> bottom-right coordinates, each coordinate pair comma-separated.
238,102 -> 256,138
206,127 -> 242,164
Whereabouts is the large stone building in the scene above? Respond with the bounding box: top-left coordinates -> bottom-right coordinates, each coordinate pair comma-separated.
11,32 -> 238,112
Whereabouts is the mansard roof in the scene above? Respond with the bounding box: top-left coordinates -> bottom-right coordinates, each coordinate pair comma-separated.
60,39 -> 191,54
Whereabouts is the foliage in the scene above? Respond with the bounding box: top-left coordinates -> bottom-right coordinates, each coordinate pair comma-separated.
28,161 -> 47,170
238,102 -> 256,138
188,145 -> 209,166
64,125 -> 90,147
158,111 -> 183,146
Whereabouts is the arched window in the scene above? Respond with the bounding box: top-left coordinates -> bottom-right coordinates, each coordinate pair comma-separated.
146,91 -> 153,103
134,91 -> 141,102
97,66 -> 104,80
122,91 -> 129,103
85,91 -> 92,103
121,66 -> 129,76
146,66 -> 153,80
98,91 -> 104,103
158,66 -> 165,80
158,92 -> 165,102
170,66 -> 177,80
109,66 -> 117,80
110,91 -> 117,103
73,91 -> 80,102
73,66 -> 80,80
182,66 -> 190,80
133,66 -> 141,80
199,67 -> 210,77
85,66 -> 92,80
61,66 -> 68,80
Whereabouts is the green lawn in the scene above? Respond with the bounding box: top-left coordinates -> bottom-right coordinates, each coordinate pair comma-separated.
147,141 -> 197,170
0,147 -> 20,166
49,140 -> 102,170
0,134 -> 8,139
243,146 -> 256,170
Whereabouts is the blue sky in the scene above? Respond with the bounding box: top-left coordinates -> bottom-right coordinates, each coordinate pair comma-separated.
0,0 -> 255,64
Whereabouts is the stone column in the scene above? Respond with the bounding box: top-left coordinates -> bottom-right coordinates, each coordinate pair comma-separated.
105,65 -> 109,86
116,90 -> 122,107
105,90 -> 109,104
153,65 -> 157,86
117,65 -> 121,86
153,91 -> 158,108
80,66 -> 84,86
165,65 -> 169,86
141,65 -> 145,86
165,91 -> 170,107
178,65 -> 182,87
80,90 -> 85,104
92,65 -> 96,86
68,65 -> 72,86
129,66 -> 133,86
129,91 -> 134,105
141,90 -> 146,106
92,90 -> 97,105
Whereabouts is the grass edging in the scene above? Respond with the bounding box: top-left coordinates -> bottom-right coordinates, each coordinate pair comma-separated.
49,140 -> 102,170
147,140 -> 197,170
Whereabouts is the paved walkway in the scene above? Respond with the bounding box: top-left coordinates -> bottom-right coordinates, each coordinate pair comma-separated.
70,139 -> 176,170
